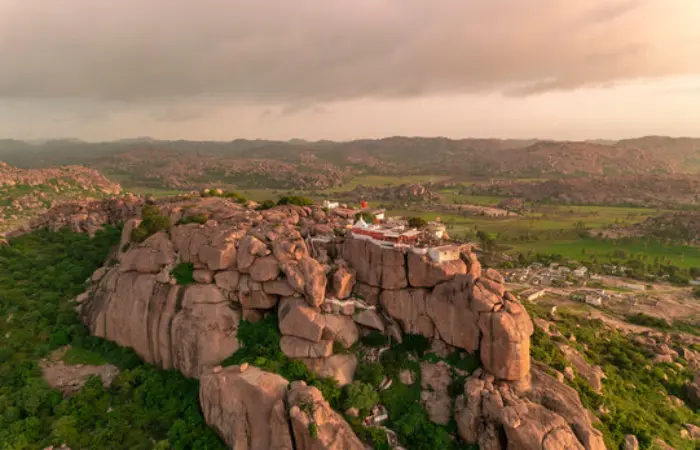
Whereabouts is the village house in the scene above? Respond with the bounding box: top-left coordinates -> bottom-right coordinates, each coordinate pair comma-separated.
372,209 -> 386,221
428,245 -> 461,262
519,288 -> 547,302
585,293 -> 603,306
573,266 -> 588,277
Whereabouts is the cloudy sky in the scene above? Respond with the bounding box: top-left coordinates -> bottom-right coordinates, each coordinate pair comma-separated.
1,0 -> 699,141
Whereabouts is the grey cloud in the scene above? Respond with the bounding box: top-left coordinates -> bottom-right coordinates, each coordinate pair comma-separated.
0,0 -> 698,104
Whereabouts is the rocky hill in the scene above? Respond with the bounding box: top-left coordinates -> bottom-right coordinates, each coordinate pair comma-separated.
469,174 -> 700,207
1,136 -> 698,190
341,183 -> 443,203
43,193 -> 606,449
636,211 -> 700,243
0,162 -> 122,234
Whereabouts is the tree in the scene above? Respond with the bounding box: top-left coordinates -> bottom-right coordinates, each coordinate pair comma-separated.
355,212 -> 375,223
407,217 -> 428,229
277,195 -> 313,207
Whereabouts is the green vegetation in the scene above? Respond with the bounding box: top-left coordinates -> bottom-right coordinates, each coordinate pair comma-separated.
177,213 -> 208,225
693,286 -> 700,299
171,263 -> 195,285
201,188 -> 248,204
342,382 -> 378,416
130,205 -> 172,243
407,217 -> 428,228
526,304 -> 700,450
354,362 -> 384,388
625,313 -> 700,337
0,228 -> 225,449
221,315 -> 343,409
61,347 -> 108,366
277,195 -> 314,207
355,212 -> 375,223
255,199 -> 276,210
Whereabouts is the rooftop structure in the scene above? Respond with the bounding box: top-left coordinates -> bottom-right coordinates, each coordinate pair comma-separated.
351,219 -> 421,245
428,245 -> 461,262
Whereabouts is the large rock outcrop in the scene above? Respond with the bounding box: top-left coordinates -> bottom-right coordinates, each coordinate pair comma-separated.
287,381 -> 365,450
200,365 -> 293,450
345,239 -> 533,381
200,367 -> 363,450
454,363 -> 606,450
65,196 -> 571,449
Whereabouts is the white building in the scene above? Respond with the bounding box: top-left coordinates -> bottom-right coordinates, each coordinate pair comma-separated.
373,209 -> 386,221
428,221 -> 447,239
573,267 -> 588,277
323,200 -> 340,210
428,245 -> 461,262
520,288 -> 547,302
585,294 -> 603,306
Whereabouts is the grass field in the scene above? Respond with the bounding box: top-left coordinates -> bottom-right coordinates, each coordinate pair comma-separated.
387,204 -> 659,236
508,238 -> 700,268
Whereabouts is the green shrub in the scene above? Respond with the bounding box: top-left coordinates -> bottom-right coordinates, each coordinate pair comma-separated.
256,200 -> 276,210
407,217 -> 428,228
178,213 -> 208,225
361,331 -> 389,348
342,382 -> 379,416
277,195 -> 313,207
171,263 -> 195,285
131,205 -> 171,243
355,362 -> 385,388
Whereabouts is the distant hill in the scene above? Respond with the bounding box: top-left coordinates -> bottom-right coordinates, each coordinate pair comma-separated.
0,136 -> 698,190
0,162 -> 121,233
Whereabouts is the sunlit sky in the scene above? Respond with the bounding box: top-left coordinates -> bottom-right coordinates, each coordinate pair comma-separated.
1,0 -> 699,141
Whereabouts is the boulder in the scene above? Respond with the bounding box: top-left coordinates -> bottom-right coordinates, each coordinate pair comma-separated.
332,266 -> 356,300
353,309 -> 385,331
119,231 -> 175,274
193,269 -> 214,284
199,365 -> 293,450
80,272 -> 240,378
287,381 -> 365,450
214,270 -> 240,291
301,354 -> 358,386
353,282 -> 381,306
280,336 -> 333,359
263,279 -> 296,296
380,288 -> 434,338
484,267 -> 505,284
278,297 -> 325,342
240,283 -> 279,310
342,238 -> 407,289
199,241 -> 237,271
479,300 -> 533,380
407,251 -> 466,287
237,235 -> 268,272
249,256 -> 281,282
687,374 -> 700,408
280,257 -> 327,307
623,435 -> 639,450
558,344 -> 604,393
426,275 -> 480,352
322,314 -> 359,348
420,362 -> 452,425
